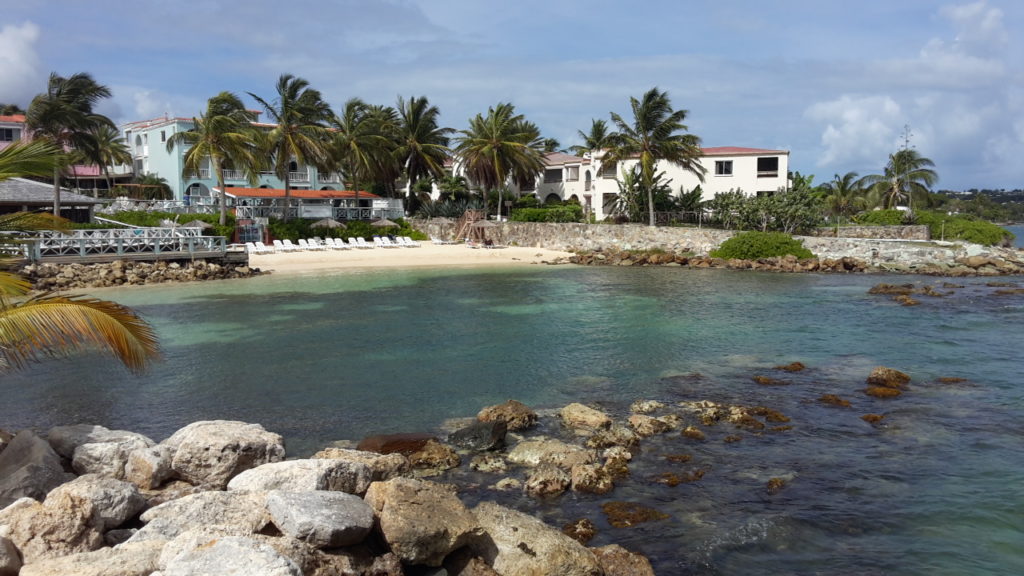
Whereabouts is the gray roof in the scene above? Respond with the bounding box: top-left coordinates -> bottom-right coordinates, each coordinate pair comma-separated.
0,178 -> 105,206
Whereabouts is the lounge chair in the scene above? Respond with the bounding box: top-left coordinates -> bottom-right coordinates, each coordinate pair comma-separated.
283,239 -> 303,251
297,239 -> 312,250
379,236 -> 400,248
254,241 -> 274,253
272,239 -> 290,252
356,237 -> 373,249
347,237 -> 361,249
305,238 -> 327,250
400,236 -> 420,247
245,242 -> 260,254
322,237 -> 341,250
430,235 -> 453,245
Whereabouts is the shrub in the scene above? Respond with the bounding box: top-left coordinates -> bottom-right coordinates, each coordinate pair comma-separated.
914,210 -> 1013,246
510,205 -> 583,223
710,231 -> 815,260
854,209 -> 909,226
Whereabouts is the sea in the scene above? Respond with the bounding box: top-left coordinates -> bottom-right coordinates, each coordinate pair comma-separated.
2,264 -> 1023,575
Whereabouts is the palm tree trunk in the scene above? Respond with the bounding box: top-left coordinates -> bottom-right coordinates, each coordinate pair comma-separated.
647,186 -> 655,227
52,166 -> 62,217
215,165 -> 227,226
283,172 -> 291,222
101,168 -> 111,199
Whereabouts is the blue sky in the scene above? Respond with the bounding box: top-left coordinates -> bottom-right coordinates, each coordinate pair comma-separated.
2,0 -> 1022,191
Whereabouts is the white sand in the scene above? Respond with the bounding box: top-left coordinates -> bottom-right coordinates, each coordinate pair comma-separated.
246,242 -> 574,274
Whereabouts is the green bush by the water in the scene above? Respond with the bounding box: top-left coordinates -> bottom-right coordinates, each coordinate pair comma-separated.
853,209 -> 908,226
510,205 -> 583,223
710,231 -> 815,260
914,211 -> 1014,246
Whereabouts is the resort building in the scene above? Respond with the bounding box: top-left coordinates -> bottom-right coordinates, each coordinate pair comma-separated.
0,114 -> 29,151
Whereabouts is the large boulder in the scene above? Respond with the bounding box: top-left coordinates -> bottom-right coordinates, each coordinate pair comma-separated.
17,540 -> 164,576
0,431 -> 74,509
591,544 -> 656,576
71,436 -> 154,480
628,414 -> 673,437
363,477 -> 481,567
45,474 -> 145,531
160,533 -> 301,576
356,432 -> 435,455
310,448 -> 409,482
866,366 -> 911,389
448,420 -> 507,452
559,403 -> 612,432
477,400 -> 538,431
524,464 -> 571,497
471,501 -> 602,576
227,459 -> 372,495
0,493 -> 103,564
124,445 -> 174,490
135,490 -> 270,541
0,536 -> 20,576
163,421 -> 286,489
408,439 -> 461,472
507,437 -> 596,470
47,425 -> 153,461
265,491 -> 374,548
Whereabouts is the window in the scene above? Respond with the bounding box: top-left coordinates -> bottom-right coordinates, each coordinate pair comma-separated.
0,128 -> 20,142
715,160 -> 733,176
544,169 -> 562,183
757,157 -> 779,177
160,130 -> 166,143
602,163 -> 617,179
566,166 -> 579,182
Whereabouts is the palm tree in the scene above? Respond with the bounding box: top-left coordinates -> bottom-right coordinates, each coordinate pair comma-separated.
330,98 -> 397,218
862,149 -> 939,210
394,95 -> 453,214
87,124 -> 132,198
0,150 -> 159,374
604,87 -> 705,226
26,72 -> 114,216
167,92 -> 262,224
248,74 -> 332,221
454,102 -> 546,220
0,103 -> 25,116
822,171 -> 867,224
568,119 -> 613,155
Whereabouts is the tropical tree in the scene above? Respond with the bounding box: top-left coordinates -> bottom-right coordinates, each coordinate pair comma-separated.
0,149 -> 159,374
861,149 -> 939,210
26,72 -> 115,216
330,98 -> 398,217
604,87 -> 705,226
248,74 -> 332,221
454,102 -> 546,220
568,118 -> 613,155
87,124 -> 132,198
394,95 -> 453,214
821,171 -> 867,224
0,103 -> 25,116
541,138 -> 561,153
167,92 -> 262,224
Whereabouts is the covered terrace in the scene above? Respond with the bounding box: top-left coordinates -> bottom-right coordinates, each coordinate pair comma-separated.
222,188 -> 403,221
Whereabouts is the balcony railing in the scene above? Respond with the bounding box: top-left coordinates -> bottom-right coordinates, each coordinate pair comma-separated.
289,171 -> 310,183
198,168 -> 211,179
223,169 -> 246,180
319,173 -> 342,183
757,171 -> 779,178
14,228 -> 226,262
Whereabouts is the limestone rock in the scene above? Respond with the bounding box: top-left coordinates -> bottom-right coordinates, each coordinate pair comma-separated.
471,501 -> 602,576
47,425 -> 154,461
591,544 -> 656,576
124,445 -> 174,490
0,492 -> 103,563
137,490 -> 270,540
72,436 -> 154,479
265,490 -> 373,548
227,459 -> 372,495
584,425 -> 640,449
363,477 -> 481,567
0,431 -> 74,509
356,432 -> 434,455
0,536 -> 20,576
0,429 -> 11,457
18,540 -> 164,576
163,421 -> 286,489
469,453 -> 508,474
571,464 -> 614,494
161,534 -> 301,576
46,474 -> 145,531
448,420 -> 507,452
310,448 -> 409,482
559,403 -> 612,431
507,437 -> 596,470
477,400 -> 538,431
443,547 -> 503,576
628,414 -> 672,437
866,366 -> 911,389
408,439 -> 461,472
629,400 -> 664,414
524,464 -> 571,497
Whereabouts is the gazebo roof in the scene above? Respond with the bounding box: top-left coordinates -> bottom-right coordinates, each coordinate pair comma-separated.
0,178 -> 105,206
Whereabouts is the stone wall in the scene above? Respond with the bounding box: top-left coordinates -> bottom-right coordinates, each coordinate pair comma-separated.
809,225 -> 930,240
20,259 -> 261,291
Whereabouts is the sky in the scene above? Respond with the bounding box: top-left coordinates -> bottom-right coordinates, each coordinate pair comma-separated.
1,0 -> 1022,191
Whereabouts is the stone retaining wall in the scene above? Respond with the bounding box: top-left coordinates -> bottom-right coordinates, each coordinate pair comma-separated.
809,225 -> 930,240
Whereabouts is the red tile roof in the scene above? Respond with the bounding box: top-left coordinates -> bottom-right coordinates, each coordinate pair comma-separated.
219,188 -> 381,200
0,114 -> 26,123
701,146 -> 788,156
544,152 -> 589,166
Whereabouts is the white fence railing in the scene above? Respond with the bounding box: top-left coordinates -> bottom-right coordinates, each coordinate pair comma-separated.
8,228 -> 227,261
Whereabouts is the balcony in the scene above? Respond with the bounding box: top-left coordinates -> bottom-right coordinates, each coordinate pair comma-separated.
757,171 -> 779,178
289,171 -> 310,183
198,169 -> 211,179
223,169 -> 246,181
319,173 -> 342,184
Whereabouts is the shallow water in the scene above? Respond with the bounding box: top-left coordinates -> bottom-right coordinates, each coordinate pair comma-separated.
3,266 -> 1023,574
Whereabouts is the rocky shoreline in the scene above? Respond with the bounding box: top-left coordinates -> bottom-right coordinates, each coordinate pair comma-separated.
18,259 -> 263,291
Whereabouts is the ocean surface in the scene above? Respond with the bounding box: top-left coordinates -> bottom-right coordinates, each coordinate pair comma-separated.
3,265 -> 1023,575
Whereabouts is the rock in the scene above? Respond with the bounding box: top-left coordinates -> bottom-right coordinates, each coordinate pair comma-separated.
559,403 -> 612,431
591,544 -> 656,576
124,445 -> 174,490
47,425 -> 154,460
443,547 -> 503,576
363,477 -> 481,567
752,375 -> 789,386
0,536 -> 20,576
0,430 -> 11,456
265,490 -> 373,548
585,425 -> 640,449
866,366 -> 911,388
600,501 -> 670,528
628,414 -> 672,437
356,432 -> 435,455
163,420 -> 286,489
448,420 -> 507,452
681,426 -> 706,441
818,394 -> 851,407
161,534 -> 301,576
490,478 -> 522,492
477,400 -> 538,431
17,540 -> 164,576
507,437 -> 596,470
571,464 -> 614,494
524,464 -> 571,497
46,474 -> 145,531
226,459 -> 372,495
72,435 -> 154,479
774,361 -> 806,372
562,518 -> 597,545
0,431 -> 74,509
862,414 -> 886,424
310,448 -> 409,482
865,386 -> 902,398
602,446 -> 633,478
0,492 -> 103,563
471,501 -> 602,576
136,490 -> 270,541
629,400 -> 664,414
470,454 -> 508,474
408,439 -> 461,472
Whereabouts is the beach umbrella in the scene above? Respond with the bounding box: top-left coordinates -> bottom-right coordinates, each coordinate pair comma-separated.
312,218 -> 346,229
182,219 -> 214,229
371,218 -> 399,228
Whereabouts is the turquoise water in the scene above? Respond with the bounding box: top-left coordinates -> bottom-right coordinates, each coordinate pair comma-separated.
2,266 -> 1023,574
1005,223 -> 1024,248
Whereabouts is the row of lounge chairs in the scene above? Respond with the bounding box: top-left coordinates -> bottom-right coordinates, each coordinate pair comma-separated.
246,236 -> 420,254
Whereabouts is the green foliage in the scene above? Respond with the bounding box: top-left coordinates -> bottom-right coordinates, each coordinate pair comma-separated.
82,211 -> 235,238
853,209 -> 909,226
612,166 -> 675,222
738,190 -> 823,234
514,195 -> 540,209
510,205 -> 583,223
914,211 -> 1014,246
416,198 -> 485,218
710,231 -> 815,260
705,190 -> 746,230
267,217 -> 424,242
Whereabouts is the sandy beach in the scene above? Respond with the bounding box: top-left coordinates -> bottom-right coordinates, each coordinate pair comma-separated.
246,242 -> 574,274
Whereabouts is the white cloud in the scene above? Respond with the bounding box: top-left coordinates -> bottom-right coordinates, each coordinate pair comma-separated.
940,1 -> 1008,55
805,95 -> 903,168
0,22 -> 44,106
